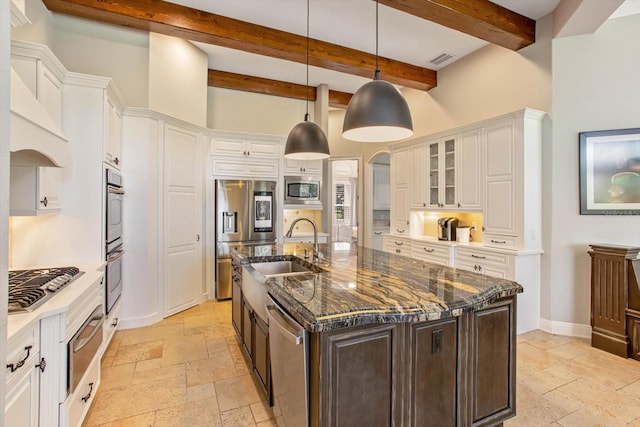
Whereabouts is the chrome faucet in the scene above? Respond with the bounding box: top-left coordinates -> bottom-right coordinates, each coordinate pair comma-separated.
286,217 -> 319,255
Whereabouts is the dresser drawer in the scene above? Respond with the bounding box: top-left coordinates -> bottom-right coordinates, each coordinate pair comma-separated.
6,323 -> 40,388
383,235 -> 411,256
455,247 -> 512,279
411,241 -> 451,266
483,234 -> 518,250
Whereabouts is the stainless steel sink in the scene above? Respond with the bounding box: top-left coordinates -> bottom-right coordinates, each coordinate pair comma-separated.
250,260 -> 312,277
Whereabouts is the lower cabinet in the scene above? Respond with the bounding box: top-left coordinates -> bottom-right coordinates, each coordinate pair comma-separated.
308,296 -> 516,427
5,325 -> 41,427
232,259 -> 271,402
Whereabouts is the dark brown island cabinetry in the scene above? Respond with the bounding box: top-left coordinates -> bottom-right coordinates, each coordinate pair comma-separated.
308,297 -> 516,427
589,244 -> 640,360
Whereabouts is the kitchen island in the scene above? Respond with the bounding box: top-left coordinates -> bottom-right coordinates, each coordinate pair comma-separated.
231,242 -> 523,427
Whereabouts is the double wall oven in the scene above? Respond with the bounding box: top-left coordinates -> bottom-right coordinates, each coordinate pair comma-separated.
105,169 -> 124,314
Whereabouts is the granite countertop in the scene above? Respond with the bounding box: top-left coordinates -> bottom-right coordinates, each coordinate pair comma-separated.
232,242 -> 523,332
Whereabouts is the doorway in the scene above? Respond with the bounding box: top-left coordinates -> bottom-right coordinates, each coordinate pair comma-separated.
328,159 -> 359,243
365,152 -> 390,250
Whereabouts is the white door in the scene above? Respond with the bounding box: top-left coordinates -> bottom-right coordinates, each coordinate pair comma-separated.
163,124 -> 202,317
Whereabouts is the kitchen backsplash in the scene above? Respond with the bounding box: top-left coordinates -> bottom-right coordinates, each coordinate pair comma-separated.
415,211 -> 484,242
283,209 -> 323,235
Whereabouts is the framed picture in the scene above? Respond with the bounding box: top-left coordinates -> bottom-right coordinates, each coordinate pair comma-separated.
579,128 -> 640,214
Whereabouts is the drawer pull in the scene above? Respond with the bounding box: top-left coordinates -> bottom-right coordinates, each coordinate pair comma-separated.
423,248 -> 435,253
6,345 -> 32,373
471,254 -> 486,259
35,357 -> 47,373
374,232 -> 382,235
395,241 -> 404,246
81,382 -> 94,403
396,228 -> 406,233
112,318 -> 119,328
491,239 -> 507,244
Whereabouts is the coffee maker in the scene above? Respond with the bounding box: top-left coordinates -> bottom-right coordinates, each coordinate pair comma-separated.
437,217 -> 459,241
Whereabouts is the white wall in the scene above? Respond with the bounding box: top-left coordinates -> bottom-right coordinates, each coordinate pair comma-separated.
1,0 -> 11,416
149,33 -> 208,127
547,13 -> 640,327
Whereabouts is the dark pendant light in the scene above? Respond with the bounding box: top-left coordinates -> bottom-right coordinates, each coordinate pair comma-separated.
342,0 -> 413,143
284,0 -> 330,160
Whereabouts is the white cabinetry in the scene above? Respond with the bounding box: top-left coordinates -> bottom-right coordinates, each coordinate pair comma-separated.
104,94 -> 123,168
411,239 -> 452,266
427,138 -> 457,209
9,165 -> 62,215
454,246 -> 512,278
372,164 -> 390,210
211,133 -> 281,178
371,229 -> 387,250
483,109 -> 544,251
383,234 -> 412,257
390,148 -> 410,235
456,130 -> 483,210
283,157 -> 323,176
4,325 -> 40,427
410,144 -> 426,208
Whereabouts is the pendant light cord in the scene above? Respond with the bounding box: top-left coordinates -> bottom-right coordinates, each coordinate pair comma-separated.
374,0 -> 380,80
305,0 -> 311,121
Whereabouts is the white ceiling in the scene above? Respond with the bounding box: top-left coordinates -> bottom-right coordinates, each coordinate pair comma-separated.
165,0 -> 635,94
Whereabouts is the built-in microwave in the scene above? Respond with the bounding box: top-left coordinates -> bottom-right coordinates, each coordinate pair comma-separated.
284,176 -> 322,206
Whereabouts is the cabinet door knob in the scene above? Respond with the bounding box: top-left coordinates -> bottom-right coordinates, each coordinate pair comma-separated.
35,357 -> 46,373
457,202 -> 461,208
40,197 -> 48,207
196,234 -> 200,242
114,157 -> 120,165
247,151 -> 250,156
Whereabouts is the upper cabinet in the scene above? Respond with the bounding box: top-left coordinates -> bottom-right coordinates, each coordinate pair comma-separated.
427,138 -> 456,209
210,132 -> 282,179
456,130 -> 483,211
282,158 -> 323,176
390,148 -> 410,234
10,165 -> 62,216
104,94 -> 123,169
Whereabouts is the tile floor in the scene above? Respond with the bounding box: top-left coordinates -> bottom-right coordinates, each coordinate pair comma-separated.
83,300 -> 640,427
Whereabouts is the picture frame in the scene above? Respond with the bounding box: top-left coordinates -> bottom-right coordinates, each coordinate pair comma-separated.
579,128 -> 640,215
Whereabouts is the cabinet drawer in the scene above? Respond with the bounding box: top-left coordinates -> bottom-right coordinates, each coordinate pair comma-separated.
483,234 -> 518,250
60,352 -> 100,427
455,247 -> 511,278
383,236 -> 411,256
411,242 -> 451,266
6,324 -> 40,388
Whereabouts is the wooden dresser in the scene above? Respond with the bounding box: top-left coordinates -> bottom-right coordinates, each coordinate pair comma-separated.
589,244 -> 640,360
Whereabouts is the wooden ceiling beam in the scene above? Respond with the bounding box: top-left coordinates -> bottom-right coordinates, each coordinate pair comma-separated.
207,69 -> 352,108
378,0 -> 536,51
42,0 -> 437,91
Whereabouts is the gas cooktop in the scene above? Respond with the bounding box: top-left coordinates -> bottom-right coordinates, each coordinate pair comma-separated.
8,266 -> 84,314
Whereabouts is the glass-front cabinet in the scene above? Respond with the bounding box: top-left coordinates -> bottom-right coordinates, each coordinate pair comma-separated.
428,138 -> 456,209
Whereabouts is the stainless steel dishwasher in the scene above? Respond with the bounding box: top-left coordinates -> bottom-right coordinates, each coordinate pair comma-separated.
267,295 -> 309,427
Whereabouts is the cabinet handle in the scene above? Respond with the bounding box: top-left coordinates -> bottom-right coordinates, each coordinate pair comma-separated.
471,254 -> 486,259
374,232 -> 382,235
395,249 -> 401,254
423,248 -> 435,253
6,345 -> 32,373
111,318 -> 119,328
491,239 -> 506,244
474,265 -> 482,271
81,382 -> 94,403
457,202 -> 461,208
423,203 -> 426,207
396,228 -> 405,233
35,357 -> 47,373
247,151 -> 250,156
196,234 -> 200,242
395,241 -> 403,246
114,157 -> 120,165
40,197 -> 48,207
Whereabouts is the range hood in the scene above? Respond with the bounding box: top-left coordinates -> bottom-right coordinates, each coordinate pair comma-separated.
10,67 -> 69,167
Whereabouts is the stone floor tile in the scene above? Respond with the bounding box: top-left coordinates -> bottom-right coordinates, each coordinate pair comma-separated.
187,382 -> 217,402
119,323 -> 184,346
84,376 -> 186,425
112,340 -> 163,366
250,400 -> 275,423
99,362 -> 135,391
160,334 -> 209,366
131,363 -> 185,385
154,396 -> 222,427
186,354 -> 237,387
517,341 -> 568,370
620,379 -> 640,398
546,340 -> 593,360
221,406 -> 257,427
85,411 -> 155,427
256,420 -> 278,427
215,374 -> 263,412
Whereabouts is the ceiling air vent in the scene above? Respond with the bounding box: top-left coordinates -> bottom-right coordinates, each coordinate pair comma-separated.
429,53 -> 454,66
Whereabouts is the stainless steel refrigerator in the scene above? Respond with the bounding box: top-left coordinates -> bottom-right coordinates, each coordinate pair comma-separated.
215,179 -> 277,300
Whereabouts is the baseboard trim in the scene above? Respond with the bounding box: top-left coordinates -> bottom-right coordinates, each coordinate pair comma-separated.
118,311 -> 162,330
538,318 -> 591,338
